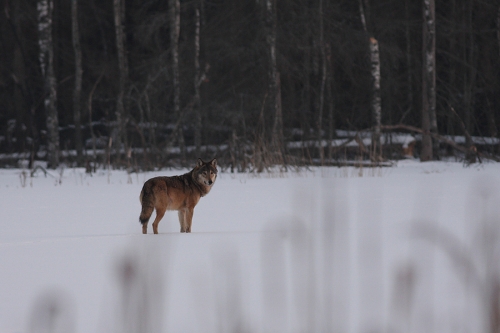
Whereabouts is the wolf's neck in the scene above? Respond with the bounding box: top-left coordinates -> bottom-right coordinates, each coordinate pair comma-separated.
189,172 -> 211,197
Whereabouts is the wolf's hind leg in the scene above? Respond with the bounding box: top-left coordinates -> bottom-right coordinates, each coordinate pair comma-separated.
139,204 -> 154,234
152,207 -> 166,234
178,210 -> 187,233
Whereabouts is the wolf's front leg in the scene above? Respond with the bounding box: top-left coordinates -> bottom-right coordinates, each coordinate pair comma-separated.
178,209 -> 187,233
185,209 -> 194,233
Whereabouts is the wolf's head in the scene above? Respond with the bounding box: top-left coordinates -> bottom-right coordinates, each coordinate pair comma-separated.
193,158 -> 218,190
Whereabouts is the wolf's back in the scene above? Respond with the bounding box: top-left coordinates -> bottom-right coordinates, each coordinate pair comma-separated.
139,180 -> 156,225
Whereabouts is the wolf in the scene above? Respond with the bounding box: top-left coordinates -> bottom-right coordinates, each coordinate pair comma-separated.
139,158 -> 217,234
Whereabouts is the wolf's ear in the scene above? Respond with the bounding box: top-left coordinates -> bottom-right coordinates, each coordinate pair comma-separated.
196,158 -> 203,167
210,158 -> 217,168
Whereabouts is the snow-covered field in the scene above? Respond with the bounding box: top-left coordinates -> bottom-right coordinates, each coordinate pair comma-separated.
1,160 -> 500,333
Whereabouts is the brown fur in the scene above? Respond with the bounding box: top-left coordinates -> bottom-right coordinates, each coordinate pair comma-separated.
139,158 -> 217,234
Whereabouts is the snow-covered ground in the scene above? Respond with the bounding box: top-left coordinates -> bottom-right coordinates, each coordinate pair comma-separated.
1,160 -> 500,333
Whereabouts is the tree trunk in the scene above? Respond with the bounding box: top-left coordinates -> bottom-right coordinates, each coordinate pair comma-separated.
271,73 -> 284,160
317,0 -> 326,165
113,0 -> 129,163
326,44 -> 335,161
359,0 -> 382,161
13,47 -> 27,153
8,0 -> 29,154
488,5 -> 500,138
143,80 -> 156,149
302,45 -> 311,142
194,3 -> 202,157
37,0 -> 59,168
88,73 -> 103,163
71,0 -> 83,165
497,5 -> 500,58
369,37 -> 382,161
169,0 -> 185,161
265,0 -> 284,164
463,0 -> 476,153
403,0 -> 413,123
446,0 -> 456,136
7,1 -> 23,132
421,0 -> 436,161
359,0 -> 368,32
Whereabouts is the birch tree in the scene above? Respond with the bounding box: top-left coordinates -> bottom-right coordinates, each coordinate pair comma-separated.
489,5 -> 500,138
37,0 -> 59,168
326,43 -> 335,161
72,0 -> 83,164
317,0 -> 326,165
264,0 -> 284,164
169,0 -> 185,160
463,1 -> 475,152
403,0 -> 413,123
359,0 -> 382,161
9,0 -> 30,154
113,0 -> 129,160
194,2 -> 202,157
369,37 -> 381,160
421,0 -> 436,161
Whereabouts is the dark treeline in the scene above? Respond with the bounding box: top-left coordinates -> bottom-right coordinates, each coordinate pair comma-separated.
0,0 -> 499,170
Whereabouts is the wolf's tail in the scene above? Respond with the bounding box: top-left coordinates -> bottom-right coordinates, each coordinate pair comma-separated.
139,185 -> 155,225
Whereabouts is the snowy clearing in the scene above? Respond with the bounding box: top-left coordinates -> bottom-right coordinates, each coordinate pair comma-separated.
1,161 -> 500,333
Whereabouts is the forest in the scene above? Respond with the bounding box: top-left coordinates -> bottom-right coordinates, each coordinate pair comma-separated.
0,0 -> 499,170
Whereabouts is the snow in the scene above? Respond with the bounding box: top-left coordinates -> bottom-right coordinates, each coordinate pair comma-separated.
1,161 -> 500,333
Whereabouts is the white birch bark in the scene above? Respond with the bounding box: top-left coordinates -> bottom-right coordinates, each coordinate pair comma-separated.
169,0 -> 185,160
369,37 -> 381,160
359,0 -> 382,160
194,4 -> 202,157
464,3 -> 475,150
37,0 -> 59,168
326,44 -> 334,161
403,0 -> 413,123
72,0 -> 83,164
317,0 -> 326,165
421,0 -> 436,161
113,0 -> 129,158
265,0 -> 284,163
486,5 -> 500,138
359,0 -> 368,32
